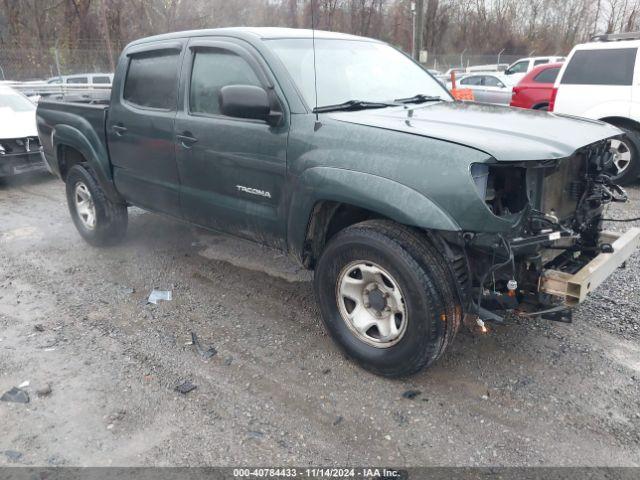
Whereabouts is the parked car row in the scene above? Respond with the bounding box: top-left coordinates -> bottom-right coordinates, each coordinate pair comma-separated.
433,56 -> 564,89
46,73 -> 113,87
435,34 -> 640,184
2,72 -> 113,104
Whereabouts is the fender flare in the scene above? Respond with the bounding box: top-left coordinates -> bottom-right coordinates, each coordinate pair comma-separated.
287,167 -> 460,257
52,124 -> 122,202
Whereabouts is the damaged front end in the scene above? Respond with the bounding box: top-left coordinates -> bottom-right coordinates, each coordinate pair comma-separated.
0,136 -> 47,177
457,138 -> 640,324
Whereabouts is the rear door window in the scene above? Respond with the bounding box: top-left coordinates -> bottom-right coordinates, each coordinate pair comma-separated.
561,48 -> 637,85
93,76 -> 111,84
460,76 -> 482,86
123,50 -> 180,110
67,77 -> 88,84
189,49 -> 262,116
534,67 -> 560,83
482,76 -> 503,87
533,59 -> 549,66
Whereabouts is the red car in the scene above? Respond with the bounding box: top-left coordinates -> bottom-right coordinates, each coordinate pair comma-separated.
510,62 -> 563,110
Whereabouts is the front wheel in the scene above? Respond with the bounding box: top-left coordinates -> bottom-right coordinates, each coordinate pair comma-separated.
314,220 -> 461,377
66,164 -> 128,246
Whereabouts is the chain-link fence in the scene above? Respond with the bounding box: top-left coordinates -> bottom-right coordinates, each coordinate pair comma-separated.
425,53 -> 525,72
0,47 -> 115,81
0,44 -> 541,82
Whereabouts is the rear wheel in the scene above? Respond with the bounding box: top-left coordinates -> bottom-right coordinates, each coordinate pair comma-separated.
607,126 -> 640,185
314,220 -> 461,377
66,164 -> 128,246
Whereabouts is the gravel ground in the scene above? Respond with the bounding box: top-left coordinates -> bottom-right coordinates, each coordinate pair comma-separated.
0,172 -> 639,467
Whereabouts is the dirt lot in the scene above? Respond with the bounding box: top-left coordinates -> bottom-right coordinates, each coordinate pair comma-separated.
1,172 -> 639,467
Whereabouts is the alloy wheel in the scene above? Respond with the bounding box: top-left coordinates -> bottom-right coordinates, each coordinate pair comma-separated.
74,182 -> 96,230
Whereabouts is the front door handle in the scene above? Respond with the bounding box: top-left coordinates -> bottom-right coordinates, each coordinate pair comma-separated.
112,124 -> 128,136
176,132 -> 198,149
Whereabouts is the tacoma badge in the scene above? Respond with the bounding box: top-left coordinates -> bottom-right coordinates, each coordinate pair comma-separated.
236,185 -> 272,198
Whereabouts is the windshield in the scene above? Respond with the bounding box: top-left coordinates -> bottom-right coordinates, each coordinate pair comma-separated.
267,39 -> 450,109
0,91 -> 35,112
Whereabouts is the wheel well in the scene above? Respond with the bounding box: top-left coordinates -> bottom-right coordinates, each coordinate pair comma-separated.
302,201 -> 385,268
599,116 -> 640,133
57,145 -> 86,180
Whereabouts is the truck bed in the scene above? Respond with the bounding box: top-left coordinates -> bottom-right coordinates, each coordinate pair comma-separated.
36,100 -> 110,175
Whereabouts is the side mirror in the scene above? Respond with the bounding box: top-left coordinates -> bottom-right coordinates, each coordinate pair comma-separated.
219,85 -> 272,122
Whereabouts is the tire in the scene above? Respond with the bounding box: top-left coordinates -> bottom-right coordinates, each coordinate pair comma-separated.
534,104 -> 549,111
314,220 -> 461,377
606,125 -> 640,185
65,164 -> 128,246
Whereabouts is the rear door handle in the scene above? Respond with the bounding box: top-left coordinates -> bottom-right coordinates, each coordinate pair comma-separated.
176,132 -> 198,148
112,125 -> 127,136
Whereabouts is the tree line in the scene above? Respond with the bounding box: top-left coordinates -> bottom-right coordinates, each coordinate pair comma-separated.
1,0 -> 639,69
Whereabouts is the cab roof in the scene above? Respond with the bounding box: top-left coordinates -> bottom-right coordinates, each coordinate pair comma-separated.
128,27 -> 378,47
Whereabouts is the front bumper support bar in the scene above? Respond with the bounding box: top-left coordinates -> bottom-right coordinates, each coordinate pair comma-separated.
539,228 -> 640,306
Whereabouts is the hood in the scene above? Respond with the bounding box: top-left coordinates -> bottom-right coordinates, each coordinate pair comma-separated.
329,101 -> 622,161
0,107 -> 38,139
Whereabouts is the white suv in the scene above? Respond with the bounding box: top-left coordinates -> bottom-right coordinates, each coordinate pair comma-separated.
551,32 -> 640,184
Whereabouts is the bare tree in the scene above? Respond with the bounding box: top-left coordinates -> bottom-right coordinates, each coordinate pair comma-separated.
3,0 -> 640,80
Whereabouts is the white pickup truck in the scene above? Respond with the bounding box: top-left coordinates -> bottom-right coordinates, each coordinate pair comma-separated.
551,32 -> 640,184
503,56 -> 565,84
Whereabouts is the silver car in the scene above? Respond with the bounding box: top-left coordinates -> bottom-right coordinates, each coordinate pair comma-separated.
457,74 -> 513,105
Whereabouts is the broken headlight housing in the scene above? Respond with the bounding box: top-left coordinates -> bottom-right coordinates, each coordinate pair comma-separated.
471,162 -> 529,218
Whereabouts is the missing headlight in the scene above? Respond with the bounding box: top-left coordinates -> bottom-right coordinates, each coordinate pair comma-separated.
474,164 -> 528,217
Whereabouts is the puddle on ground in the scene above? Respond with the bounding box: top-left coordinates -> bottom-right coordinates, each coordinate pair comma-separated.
0,226 -> 39,241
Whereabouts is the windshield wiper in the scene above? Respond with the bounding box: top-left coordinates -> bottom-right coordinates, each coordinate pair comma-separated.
313,99 -> 401,113
394,94 -> 442,104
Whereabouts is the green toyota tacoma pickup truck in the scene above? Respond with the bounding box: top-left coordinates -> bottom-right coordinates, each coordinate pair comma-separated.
37,28 -> 640,377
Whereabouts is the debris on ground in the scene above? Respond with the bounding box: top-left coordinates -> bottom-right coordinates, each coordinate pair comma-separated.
1,387 -> 30,404
106,409 -> 127,423
36,384 -> 52,397
333,415 -> 344,426
18,380 -> 29,388
322,368 -> 331,374
223,356 -> 233,366
2,450 -> 23,462
175,380 -> 197,395
402,389 -> 421,399
147,289 -> 172,304
190,332 -> 217,359
34,324 -> 45,332
47,455 -> 67,466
